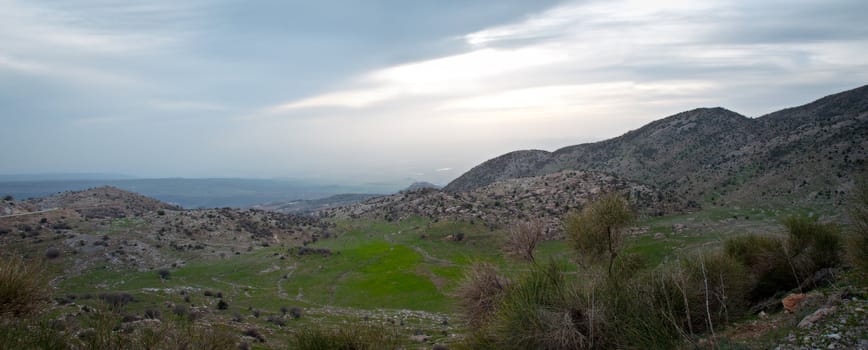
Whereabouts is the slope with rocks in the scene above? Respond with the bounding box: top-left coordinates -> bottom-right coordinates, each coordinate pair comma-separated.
445,85 -> 868,207
1,187 -> 334,274
318,170 -> 686,237
25,186 -> 182,218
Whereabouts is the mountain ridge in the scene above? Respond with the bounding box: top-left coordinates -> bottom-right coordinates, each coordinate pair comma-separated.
444,85 -> 868,206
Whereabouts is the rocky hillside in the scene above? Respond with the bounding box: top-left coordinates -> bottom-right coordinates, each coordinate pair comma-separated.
0,187 -> 334,273
25,186 -> 182,218
445,85 -> 868,207
319,170 -> 686,237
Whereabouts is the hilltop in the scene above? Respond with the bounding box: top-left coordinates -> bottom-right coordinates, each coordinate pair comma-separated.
445,85 -> 868,207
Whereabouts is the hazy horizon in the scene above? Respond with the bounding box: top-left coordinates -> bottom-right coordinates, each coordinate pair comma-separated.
3,0 -> 867,184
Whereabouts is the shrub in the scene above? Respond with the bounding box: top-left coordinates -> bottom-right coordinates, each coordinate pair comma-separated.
0,255 -> 50,318
678,252 -> 752,332
485,261 -> 593,350
454,263 -> 510,328
503,220 -> 545,263
44,248 -> 60,259
289,307 -> 302,319
724,234 -> 796,300
98,292 -> 134,310
2,195 -> 13,201
565,193 -> 633,275
144,308 -> 161,320
290,323 -> 401,350
217,299 -> 228,310
243,328 -> 266,342
849,177 -> 868,273
784,216 -> 842,270
266,315 -> 286,326
158,268 -> 171,280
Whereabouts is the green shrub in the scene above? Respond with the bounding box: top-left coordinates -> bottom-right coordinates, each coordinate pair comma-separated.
783,216 -> 842,269
565,193 -> 633,275
487,262 -> 593,350
724,234 -> 797,300
0,318 -> 69,350
0,255 -> 50,318
849,177 -> 868,273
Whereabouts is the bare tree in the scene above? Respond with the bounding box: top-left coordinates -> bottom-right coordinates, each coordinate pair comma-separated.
503,219 -> 545,263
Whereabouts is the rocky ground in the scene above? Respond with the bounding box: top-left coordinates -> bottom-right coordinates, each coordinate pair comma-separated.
319,170 -> 690,238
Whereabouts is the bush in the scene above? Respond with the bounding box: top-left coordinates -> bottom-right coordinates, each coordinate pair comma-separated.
98,292 -> 134,310
290,323 -> 401,350
850,177 -> 868,273
503,220 -> 544,263
724,234 -> 796,300
477,261 -> 594,350
44,248 -> 60,259
216,299 -> 228,310
454,263 -> 510,328
158,269 -> 171,280
143,308 -> 161,320
289,307 -> 303,319
0,255 -> 50,318
784,216 -> 842,269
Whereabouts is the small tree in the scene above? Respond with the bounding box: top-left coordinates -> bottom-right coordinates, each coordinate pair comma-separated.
565,193 -> 633,276
503,219 -> 545,263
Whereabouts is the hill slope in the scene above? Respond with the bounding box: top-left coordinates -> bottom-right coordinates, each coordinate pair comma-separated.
445,85 -> 868,206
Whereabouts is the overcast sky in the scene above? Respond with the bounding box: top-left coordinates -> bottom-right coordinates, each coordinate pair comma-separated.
2,0 -> 867,185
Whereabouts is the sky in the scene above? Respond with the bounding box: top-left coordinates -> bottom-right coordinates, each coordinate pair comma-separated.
2,0 -> 868,185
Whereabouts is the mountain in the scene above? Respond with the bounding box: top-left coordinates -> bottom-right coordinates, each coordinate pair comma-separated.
445,85 -> 868,207
403,181 -> 442,192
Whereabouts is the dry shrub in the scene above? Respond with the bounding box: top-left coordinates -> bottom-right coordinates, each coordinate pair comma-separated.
454,263 -> 510,328
503,220 -> 544,263
0,255 -> 50,318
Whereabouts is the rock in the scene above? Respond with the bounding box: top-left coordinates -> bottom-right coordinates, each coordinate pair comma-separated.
410,334 -> 431,343
672,224 -> 687,232
825,333 -> 841,340
758,311 -> 768,319
653,232 -> 665,239
798,306 -> 837,328
783,293 -> 809,313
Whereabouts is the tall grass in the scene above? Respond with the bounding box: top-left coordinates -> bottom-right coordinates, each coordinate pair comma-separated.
0,254 -> 50,318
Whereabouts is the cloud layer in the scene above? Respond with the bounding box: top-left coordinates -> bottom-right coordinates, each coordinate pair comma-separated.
2,0 -> 867,185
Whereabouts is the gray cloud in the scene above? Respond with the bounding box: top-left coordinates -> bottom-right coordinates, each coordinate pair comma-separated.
1,0 -> 867,185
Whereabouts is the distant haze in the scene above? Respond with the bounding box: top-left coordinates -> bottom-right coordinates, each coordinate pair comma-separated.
2,0 -> 867,185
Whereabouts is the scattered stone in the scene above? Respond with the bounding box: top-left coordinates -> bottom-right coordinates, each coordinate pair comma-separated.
783,293 -> 809,313
798,306 -> 837,328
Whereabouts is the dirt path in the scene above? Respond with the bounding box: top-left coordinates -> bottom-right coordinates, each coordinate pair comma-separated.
0,207 -> 58,218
